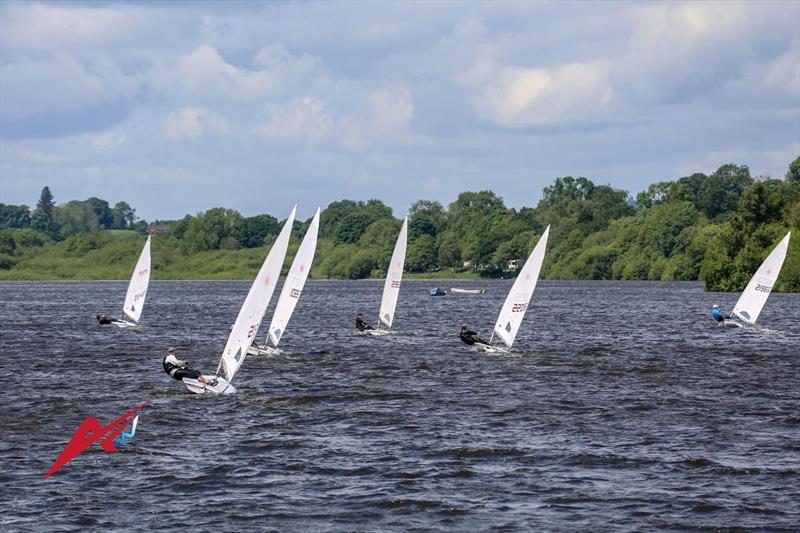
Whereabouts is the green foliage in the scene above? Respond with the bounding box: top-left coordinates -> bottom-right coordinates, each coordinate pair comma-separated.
31,186 -> 59,237
786,155 -> 800,185
0,204 -> 31,229
406,234 -> 437,272
112,201 -> 136,229
3,160 -> 798,291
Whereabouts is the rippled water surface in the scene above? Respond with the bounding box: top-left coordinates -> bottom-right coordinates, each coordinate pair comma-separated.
1,280 -> 799,531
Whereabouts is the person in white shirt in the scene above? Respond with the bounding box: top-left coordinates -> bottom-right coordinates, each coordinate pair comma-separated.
162,347 -> 211,385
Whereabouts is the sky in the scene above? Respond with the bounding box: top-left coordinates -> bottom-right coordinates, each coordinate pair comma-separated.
0,0 -> 798,222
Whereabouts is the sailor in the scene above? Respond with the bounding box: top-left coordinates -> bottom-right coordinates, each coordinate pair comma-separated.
710,304 -> 730,323
96,313 -> 120,325
162,348 -> 212,385
356,312 -> 373,331
459,325 -> 488,346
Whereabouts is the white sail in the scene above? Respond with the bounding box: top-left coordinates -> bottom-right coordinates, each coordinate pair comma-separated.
379,216 -> 408,328
218,205 -> 297,382
122,235 -> 151,323
732,231 -> 791,325
266,207 -> 320,347
493,226 -> 550,349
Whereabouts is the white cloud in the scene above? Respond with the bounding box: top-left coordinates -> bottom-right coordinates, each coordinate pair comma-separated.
163,107 -> 229,140
461,57 -> 614,127
0,2 -> 144,51
256,97 -> 334,144
0,54 -> 136,121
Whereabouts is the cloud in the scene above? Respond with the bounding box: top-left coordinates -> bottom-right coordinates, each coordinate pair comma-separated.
462,58 -> 614,127
0,2 -> 145,51
0,1 -> 797,220
163,106 -> 229,140
256,97 -> 334,144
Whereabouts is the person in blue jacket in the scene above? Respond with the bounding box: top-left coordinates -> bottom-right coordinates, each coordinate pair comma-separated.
710,304 -> 730,323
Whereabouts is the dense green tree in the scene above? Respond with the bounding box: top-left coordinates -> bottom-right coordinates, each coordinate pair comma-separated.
241,214 -> 279,248
55,200 -> 100,237
111,201 -> 136,229
31,186 -> 59,237
437,231 -> 461,272
0,204 -> 31,229
406,234 -> 437,272
86,197 -> 114,228
786,155 -> 800,185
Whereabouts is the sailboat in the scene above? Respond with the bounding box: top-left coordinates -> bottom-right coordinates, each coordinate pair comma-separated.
475,226 -> 550,353
249,207 -> 321,355
723,231 -> 791,328
114,235 -> 152,328
183,206 -> 297,394
364,216 -> 408,336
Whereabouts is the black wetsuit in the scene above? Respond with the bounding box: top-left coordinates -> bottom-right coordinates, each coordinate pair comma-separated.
163,354 -> 202,381
97,315 -> 120,325
459,328 -> 487,346
356,316 -> 373,331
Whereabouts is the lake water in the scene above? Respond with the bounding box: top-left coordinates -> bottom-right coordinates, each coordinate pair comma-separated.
1,280 -> 798,530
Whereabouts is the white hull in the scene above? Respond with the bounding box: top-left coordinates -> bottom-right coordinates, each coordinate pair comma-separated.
182,375 -> 236,395
473,342 -> 509,353
247,345 -> 281,356
363,329 -> 392,336
450,288 -> 486,295
720,319 -> 744,329
112,320 -> 139,329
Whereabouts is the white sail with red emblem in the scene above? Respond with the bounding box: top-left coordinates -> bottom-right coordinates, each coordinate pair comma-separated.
265,207 -> 320,348
492,226 -> 549,350
732,232 -> 790,325
217,205 -> 296,382
120,235 -> 151,325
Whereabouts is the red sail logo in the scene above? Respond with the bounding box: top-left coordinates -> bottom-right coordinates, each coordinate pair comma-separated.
44,402 -> 147,478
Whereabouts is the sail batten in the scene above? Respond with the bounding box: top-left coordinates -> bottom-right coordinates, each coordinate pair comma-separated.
731,231 -> 791,325
122,236 -> 151,323
219,206 -> 297,382
379,216 -> 408,328
267,208 -> 320,348
492,226 -> 549,349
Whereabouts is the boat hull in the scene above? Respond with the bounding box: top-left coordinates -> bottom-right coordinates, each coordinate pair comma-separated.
112,320 -> 139,329
247,345 -> 281,356
450,288 -> 486,295
473,342 -> 508,353
182,375 -> 236,395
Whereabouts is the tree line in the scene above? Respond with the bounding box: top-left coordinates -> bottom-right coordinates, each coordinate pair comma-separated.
1,157 -> 799,290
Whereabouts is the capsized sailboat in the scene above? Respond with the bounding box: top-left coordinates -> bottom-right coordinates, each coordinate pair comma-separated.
249,207 -> 321,355
183,206 -> 297,394
723,231 -> 791,328
114,235 -> 151,328
364,216 -> 408,336
475,226 -> 550,353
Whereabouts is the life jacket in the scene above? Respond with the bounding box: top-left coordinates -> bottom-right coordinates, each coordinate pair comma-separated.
711,308 -> 724,321
163,355 -> 179,376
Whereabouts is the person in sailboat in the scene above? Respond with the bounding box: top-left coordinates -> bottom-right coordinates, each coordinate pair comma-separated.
710,304 -> 731,323
356,313 -> 374,331
96,313 -> 120,325
459,325 -> 488,346
163,348 -> 214,385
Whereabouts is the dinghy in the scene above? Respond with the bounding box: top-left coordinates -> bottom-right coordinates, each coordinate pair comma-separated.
364,216 -> 408,336
183,206 -> 297,394
723,231 -> 791,328
249,207 -> 320,355
113,235 -> 151,328
450,287 -> 486,295
474,226 -> 549,353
